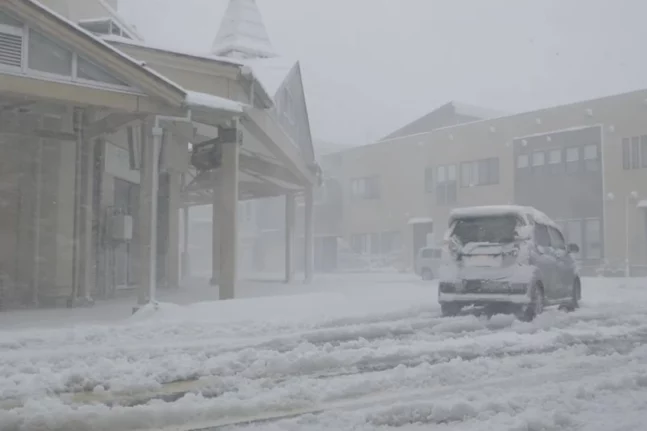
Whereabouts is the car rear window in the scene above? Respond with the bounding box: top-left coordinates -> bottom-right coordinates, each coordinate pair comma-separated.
451,215 -> 519,244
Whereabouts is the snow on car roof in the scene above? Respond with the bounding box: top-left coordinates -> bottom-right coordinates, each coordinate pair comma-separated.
449,205 -> 558,228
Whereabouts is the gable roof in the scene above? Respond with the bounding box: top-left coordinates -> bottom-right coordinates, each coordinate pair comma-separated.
380,101 -> 507,142
244,56 -> 297,97
211,0 -> 277,59
5,0 -> 186,106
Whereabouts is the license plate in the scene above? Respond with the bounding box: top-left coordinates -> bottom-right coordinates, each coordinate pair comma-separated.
464,255 -> 501,267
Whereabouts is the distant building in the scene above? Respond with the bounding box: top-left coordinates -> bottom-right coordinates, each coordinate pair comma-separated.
317,94 -> 647,276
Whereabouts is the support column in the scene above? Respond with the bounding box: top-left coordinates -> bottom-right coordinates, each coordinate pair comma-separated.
166,170 -> 181,289
218,126 -> 240,300
70,108 -> 84,306
285,193 -> 295,283
182,204 -> 191,279
304,187 -> 314,283
211,186 -> 221,286
79,132 -> 95,302
137,121 -> 163,308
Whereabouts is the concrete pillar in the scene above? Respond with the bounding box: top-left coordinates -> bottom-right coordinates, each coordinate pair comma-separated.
182,205 -> 191,279
70,108 -> 84,305
218,132 -> 240,300
210,188 -> 221,287
79,133 -> 95,301
166,170 -> 181,289
285,193 -> 295,283
137,121 -> 163,307
304,187 -> 314,283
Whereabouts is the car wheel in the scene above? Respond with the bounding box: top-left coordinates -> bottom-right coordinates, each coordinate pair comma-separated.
520,284 -> 544,322
441,303 -> 461,317
421,268 -> 433,280
563,279 -> 580,312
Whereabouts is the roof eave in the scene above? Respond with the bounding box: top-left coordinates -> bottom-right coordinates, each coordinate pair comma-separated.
11,0 -> 187,108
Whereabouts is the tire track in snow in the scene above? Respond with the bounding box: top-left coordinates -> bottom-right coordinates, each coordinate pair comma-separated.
21,323 -> 647,411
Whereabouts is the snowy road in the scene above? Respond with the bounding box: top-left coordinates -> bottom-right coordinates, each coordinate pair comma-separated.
1,274 -> 647,430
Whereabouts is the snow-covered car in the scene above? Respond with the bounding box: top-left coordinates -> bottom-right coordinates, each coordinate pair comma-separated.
438,205 -> 581,321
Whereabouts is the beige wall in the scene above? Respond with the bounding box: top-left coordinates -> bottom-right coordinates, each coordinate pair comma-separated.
339,89 -> 647,270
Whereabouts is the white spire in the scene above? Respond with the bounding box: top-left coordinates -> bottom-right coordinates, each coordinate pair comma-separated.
211,0 -> 277,59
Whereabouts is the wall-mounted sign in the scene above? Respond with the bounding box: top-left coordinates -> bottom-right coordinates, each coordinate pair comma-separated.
104,141 -> 141,184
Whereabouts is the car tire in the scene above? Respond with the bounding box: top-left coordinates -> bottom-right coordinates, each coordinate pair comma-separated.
441,303 -> 461,317
520,283 -> 544,322
563,278 -> 581,312
421,268 -> 433,280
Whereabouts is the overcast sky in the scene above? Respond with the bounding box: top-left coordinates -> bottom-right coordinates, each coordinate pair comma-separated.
121,0 -> 647,148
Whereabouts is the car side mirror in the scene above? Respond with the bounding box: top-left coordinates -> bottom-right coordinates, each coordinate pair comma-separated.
568,243 -> 580,253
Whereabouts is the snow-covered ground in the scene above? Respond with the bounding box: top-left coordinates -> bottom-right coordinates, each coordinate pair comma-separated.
1,274 -> 647,431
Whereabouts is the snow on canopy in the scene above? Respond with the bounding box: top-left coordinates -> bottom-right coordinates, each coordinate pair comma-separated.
210,0 -> 277,59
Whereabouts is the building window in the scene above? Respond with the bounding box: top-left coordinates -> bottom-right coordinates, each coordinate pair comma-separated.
583,144 -> 599,171
516,154 -> 529,169
28,29 -> 73,76
77,56 -> 127,86
436,164 -> 457,205
566,147 -> 580,173
623,135 -> 647,170
565,219 -> 583,258
548,149 -> 563,173
351,176 -> 380,200
461,158 -> 499,187
424,167 -> 434,193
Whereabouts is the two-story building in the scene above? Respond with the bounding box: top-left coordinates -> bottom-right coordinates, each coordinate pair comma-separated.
322,94 -> 647,276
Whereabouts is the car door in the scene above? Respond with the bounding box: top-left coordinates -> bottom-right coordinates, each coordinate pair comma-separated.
548,226 -> 571,299
532,223 -> 560,300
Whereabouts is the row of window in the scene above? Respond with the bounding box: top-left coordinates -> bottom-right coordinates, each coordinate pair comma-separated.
350,231 -> 402,255
516,144 -> 599,174
0,11 -> 127,87
424,159 -> 500,205
622,135 -> 647,170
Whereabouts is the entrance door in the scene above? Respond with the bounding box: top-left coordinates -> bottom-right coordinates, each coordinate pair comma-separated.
113,178 -> 139,289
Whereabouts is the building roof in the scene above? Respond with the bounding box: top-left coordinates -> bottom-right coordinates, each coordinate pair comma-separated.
211,0 -> 277,59
12,0 -> 187,104
244,56 -> 297,97
380,101 -> 506,142
94,0 -> 144,41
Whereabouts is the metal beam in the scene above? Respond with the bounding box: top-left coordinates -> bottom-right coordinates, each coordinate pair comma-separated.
84,112 -> 144,139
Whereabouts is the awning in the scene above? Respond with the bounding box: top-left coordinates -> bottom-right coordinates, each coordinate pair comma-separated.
408,217 -> 433,225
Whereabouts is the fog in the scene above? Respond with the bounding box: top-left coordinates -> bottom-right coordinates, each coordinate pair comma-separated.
2,0 -> 647,429
122,0 -> 647,145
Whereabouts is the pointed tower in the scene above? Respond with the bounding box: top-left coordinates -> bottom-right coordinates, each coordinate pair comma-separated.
211,0 -> 277,59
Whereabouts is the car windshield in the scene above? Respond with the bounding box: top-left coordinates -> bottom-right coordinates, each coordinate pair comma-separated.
451,215 -> 519,245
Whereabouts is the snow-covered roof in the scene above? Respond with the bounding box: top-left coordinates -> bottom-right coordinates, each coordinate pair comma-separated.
210,0 -> 277,59
101,34 -> 245,67
185,91 -> 246,114
244,56 -> 297,97
19,0 -> 186,99
102,34 -> 274,108
451,101 -> 506,120
449,205 -> 558,229
408,217 -> 433,225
